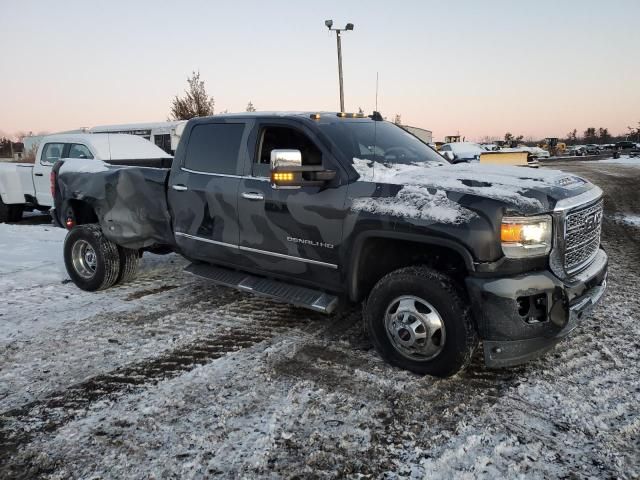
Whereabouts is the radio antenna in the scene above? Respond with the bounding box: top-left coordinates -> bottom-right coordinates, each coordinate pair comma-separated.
375,72 -> 379,112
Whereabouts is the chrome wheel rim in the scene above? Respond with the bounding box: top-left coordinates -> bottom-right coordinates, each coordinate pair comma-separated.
71,239 -> 97,279
384,295 -> 446,361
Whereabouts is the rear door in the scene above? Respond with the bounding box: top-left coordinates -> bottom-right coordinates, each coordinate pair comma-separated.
237,121 -> 348,290
168,121 -> 248,264
33,142 -> 65,206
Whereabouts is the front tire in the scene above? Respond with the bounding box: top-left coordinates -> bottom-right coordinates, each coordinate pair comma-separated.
64,224 -> 121,291
364,266 -> 477,377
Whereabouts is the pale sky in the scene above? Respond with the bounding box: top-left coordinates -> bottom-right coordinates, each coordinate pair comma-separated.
1,0 -> 639,141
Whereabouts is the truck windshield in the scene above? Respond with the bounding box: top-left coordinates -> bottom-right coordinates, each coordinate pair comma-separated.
319,121 -> 446,166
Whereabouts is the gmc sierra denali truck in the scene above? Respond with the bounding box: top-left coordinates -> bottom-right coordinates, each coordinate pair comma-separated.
53,112 -> 608,377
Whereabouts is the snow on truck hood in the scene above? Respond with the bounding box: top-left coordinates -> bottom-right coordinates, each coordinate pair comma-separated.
350,158 -> 590,224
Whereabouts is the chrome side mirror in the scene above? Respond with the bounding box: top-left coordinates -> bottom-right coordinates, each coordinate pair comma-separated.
270,149 -> 336,189
271,149 -> 302,170
271,149 -> 302,189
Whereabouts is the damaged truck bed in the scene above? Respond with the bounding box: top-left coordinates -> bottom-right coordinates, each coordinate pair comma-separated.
52,161 -> 175,250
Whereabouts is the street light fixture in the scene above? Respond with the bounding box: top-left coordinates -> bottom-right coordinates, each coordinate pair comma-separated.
325,19 -> 354,112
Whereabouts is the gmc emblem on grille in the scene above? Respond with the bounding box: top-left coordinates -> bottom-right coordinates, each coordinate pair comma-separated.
584,211 -> 602,231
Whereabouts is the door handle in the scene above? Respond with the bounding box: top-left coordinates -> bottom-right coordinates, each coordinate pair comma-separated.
34,173 -> 44,177
172,184 -> 188,191
241,191 -> 264,201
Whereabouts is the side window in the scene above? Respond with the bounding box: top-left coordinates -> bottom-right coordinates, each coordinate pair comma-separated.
184,123 -> 244,174
40,143 -> 65,165
68,144 -> 94,159
440,145 -> 451,152
154,134 -> 172,154
254,126 -> 322,177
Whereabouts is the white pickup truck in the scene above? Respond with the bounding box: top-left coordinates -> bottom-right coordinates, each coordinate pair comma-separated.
0,133 -> 172,223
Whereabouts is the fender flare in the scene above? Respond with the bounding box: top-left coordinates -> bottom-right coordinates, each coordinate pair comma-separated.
347,230 -> 476,302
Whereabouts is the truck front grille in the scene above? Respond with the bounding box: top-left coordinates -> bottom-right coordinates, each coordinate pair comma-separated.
564,200 -> 603,274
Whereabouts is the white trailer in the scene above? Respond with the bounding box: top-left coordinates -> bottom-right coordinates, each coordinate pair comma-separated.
89,121 -> 187,155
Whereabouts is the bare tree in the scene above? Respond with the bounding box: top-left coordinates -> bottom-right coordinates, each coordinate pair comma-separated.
566,129 -> 578,145
169,71 -> 215,120
504,132 -> 523,145
246,101 -> 256,112
583,127 -> 597,143
598,127 -> 610,144
627,122 -> 640,142
394,114 -> 402,125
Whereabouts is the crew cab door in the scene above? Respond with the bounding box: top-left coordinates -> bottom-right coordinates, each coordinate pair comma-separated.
237,121 -> 348,290
168,121 -> 248,264
33,142 -> 64,206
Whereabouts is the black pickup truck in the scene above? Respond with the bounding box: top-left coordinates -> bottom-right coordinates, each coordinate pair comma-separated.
53,112 -> 608,377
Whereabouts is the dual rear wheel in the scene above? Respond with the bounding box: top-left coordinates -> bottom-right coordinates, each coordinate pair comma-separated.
64,224 -> 139,291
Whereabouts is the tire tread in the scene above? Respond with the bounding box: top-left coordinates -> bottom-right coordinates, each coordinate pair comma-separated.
364,265 -> 478,377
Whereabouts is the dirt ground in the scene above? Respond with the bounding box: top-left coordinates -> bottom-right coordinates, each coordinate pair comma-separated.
0,159 -> 638,479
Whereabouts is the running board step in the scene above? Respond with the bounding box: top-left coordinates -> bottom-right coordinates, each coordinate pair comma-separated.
184,263 -> 339,314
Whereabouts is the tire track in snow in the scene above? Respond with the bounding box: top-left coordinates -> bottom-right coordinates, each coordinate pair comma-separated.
0,301 -> 319,478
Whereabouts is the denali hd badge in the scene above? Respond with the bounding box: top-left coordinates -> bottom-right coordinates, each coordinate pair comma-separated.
287,237 -> 334,249
556,176 -> 585,188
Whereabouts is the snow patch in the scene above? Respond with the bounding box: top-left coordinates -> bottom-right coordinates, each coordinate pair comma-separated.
352,185 -> 477,224
59,158 -> 109,175
617,214 -> 640,227
599,156 -> 640,166
350,158 -> 582,212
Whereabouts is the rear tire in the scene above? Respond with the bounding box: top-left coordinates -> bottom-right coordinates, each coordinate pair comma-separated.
0,198 -> 23,223
64,224 -> 121,291
0,198 -> 9,223
364,266 -> 478,377
116,247 -> 140,285
9,205 -> 23,222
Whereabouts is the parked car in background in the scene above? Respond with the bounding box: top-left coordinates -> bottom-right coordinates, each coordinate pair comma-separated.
0,133 -> 172,223
584,144 -> 599,155
567,145 -> 586,156
480,143 -> 499,151
439,142 -> 485,163
615,141 -> 636,151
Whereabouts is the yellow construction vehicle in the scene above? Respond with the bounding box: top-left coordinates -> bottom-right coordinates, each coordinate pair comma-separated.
539,137 -> 566,156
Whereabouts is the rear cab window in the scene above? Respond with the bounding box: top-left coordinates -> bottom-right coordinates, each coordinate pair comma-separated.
184,123 -> 245,175
40,143 -> 65,165
67,144 -> 94,159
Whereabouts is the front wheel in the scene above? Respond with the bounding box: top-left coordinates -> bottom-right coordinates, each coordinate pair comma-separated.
364,266 -> 478,377
64,224 -> 121,291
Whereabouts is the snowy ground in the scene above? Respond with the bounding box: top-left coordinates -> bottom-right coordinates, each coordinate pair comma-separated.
1,159 -> 639,479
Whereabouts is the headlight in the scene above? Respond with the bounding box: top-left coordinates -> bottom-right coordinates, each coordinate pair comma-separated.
501,215 -> 552,258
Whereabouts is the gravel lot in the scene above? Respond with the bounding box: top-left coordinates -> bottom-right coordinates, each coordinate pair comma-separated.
1,159 -> 638,479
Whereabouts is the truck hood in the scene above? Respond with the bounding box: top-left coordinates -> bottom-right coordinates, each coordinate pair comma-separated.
351,158 -> 594,215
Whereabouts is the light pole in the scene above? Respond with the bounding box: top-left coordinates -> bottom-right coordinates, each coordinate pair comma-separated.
325,20 -> 354,113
